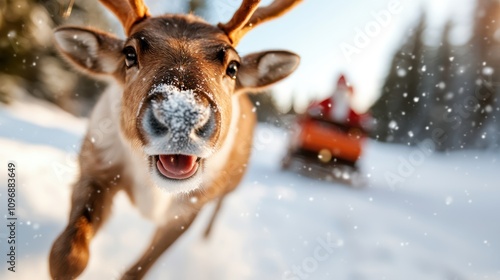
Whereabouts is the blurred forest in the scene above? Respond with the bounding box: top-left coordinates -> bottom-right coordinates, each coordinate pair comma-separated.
0,0 -> 286,120
0,0 -> 115,115
4,0 -> 498,152
0,0 -> 208,116
370,0 -> 500,151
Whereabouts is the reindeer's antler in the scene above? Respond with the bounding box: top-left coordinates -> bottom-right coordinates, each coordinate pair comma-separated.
218,0 -> 303,46
99,0 -> 150,35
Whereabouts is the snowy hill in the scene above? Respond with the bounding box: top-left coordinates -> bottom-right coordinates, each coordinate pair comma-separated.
0,98 -> 499,280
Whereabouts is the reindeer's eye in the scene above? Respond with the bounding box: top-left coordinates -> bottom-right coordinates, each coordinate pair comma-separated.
123,46 -> 137,68
226,61 -> 239,80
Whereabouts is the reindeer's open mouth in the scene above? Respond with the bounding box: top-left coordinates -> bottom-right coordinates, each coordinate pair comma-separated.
155,155 -> 200,180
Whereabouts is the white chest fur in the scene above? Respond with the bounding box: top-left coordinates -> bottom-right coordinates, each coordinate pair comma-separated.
88,85 -> 172,223
87,85 -> 240,225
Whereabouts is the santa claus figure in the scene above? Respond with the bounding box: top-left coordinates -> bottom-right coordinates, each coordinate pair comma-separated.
307,74 -> 368,129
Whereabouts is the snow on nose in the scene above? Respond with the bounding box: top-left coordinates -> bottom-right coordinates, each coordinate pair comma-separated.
150,84 -> 210,143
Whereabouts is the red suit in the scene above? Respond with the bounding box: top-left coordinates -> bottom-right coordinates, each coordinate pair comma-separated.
306,75 -> 369,130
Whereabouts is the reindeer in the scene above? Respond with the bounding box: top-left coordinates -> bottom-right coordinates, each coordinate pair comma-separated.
49,0 -> 302,279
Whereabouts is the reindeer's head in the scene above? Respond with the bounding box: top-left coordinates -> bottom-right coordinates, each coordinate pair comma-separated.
54,0 -> 301,192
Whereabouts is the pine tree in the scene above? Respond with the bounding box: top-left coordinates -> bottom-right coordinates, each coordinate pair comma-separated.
0,0 -> 112,115
370,14 -> 427,143
427,21 -> 455,151
462,0 -> 500,149
393,14 -> 428,144
370,0 -> 500,151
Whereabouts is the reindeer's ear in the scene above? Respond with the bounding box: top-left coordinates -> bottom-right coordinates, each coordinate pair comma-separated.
236,50 -> 300,91
54,27 -> 124,75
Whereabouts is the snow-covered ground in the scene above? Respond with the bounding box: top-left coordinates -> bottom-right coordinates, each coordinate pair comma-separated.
0,98 -> 499,280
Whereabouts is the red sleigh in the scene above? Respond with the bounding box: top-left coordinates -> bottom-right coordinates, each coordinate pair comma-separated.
282,75 -> 369,186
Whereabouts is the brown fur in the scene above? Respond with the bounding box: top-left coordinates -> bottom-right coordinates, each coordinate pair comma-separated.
99,0 -> 149,35
117,16 -> 236,151
49,1 -> 301,279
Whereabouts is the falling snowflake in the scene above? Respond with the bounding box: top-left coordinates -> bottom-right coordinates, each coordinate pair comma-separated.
389,120 -> 398,129
445,196 -> 453,205
397,68 -> 407,77
482,67 -> 494,76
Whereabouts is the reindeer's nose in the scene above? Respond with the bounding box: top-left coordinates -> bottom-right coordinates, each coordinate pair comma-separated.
145,86 -> 216,144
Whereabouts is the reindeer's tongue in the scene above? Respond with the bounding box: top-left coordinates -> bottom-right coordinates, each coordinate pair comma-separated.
157,155 -> 198,180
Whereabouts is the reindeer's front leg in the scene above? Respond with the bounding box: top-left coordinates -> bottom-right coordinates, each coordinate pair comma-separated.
122,203 -> 199,280
49,177 -> 118,279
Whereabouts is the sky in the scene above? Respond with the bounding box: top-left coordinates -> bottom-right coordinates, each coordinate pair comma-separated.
126,0 -> 477,112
